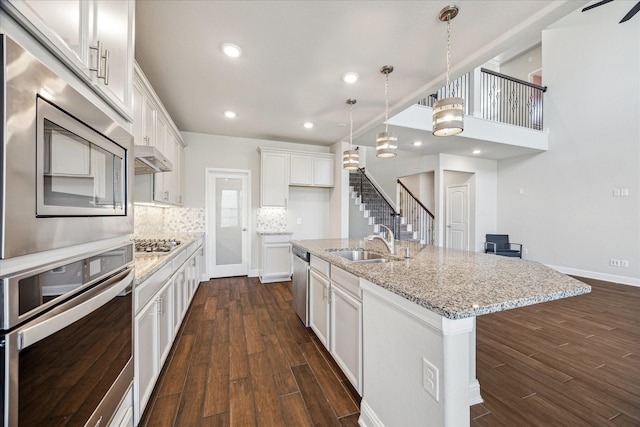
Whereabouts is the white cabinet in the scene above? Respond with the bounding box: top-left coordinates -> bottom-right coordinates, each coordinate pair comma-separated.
290,153 -> 335,187
5,0 -> 134,118
153,119 -> 172,203
134,294 -> 158,422
172,143 -> 184,205
259,234 -> 292,283
134,239 -> 203,424
309,256 -> 331,348
329,266 -> 362,394
260,150 -> 289,207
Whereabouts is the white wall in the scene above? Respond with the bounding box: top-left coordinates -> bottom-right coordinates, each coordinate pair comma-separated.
499,45 -> 542,82
497,2 -> 640,285
182,131 -> 333,273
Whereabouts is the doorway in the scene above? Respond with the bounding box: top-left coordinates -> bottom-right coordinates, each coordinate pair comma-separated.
205,169 -> 250,277
445,184 -> 469,251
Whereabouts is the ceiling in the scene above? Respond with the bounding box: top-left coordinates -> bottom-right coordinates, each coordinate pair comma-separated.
135,1 -> 588,155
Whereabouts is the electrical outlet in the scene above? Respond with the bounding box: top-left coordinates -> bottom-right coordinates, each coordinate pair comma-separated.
621,260 -> 629,268
296,217 -> 302,225
621,188 -> 629,197
422,358 -> 439,402
613,189 -> 621,197
523,248 -> 528,256
610,259 -> 621,267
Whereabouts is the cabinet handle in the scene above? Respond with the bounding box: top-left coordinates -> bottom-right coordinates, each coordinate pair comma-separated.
103,48 -> 110,85
89,41 -> 108,82
165,190 -> 169,201
322,285 -> 327,301
157,297 -> 163,316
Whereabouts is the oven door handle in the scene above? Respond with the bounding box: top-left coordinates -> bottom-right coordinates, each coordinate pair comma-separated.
18,267 -> 134,350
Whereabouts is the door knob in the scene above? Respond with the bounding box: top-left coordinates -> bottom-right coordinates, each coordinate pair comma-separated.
242,228 -> 247,231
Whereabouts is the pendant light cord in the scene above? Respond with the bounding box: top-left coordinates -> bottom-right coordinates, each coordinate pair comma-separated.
446,15 -> 451,97
349,102 -> 354,148
384,71 -> 389,133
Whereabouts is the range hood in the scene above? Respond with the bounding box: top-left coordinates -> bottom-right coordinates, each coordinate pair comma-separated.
134,145 -> 173,174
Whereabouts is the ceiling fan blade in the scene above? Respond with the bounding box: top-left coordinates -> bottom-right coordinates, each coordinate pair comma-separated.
619,1 -> 640,22
582,0 -> 614,13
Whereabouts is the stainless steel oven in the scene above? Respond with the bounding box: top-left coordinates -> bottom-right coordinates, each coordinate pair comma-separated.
1,34 -> 133,260
1,243 -> 134,426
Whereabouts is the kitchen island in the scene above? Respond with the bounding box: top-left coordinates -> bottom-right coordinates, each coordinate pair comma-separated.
291,238 -> 590,427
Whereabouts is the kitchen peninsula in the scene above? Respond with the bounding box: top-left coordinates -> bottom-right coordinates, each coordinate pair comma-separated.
292,238 -> 591,427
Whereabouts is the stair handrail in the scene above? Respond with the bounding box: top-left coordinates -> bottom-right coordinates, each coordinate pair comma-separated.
353,168 -> 400,237
396,179 -> 435,219
397,179 -> 435,245
356,168 -> 399,216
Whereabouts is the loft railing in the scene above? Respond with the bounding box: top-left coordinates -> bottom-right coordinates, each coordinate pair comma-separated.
417,72 -> 471,115
418,68 -> 547,131
353,168 -> 400,238
397,180 -> 435,245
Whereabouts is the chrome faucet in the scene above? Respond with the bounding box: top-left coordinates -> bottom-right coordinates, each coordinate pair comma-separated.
366,224 -> 395,255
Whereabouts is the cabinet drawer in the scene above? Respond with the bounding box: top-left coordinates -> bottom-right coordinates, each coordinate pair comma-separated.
310,255 -> 330,278
331,266 -> 360,299
172,250 -> 187,270
135,262 -> 172,313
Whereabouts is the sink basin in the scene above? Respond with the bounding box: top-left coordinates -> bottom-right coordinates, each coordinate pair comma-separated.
328,249 -> 388,263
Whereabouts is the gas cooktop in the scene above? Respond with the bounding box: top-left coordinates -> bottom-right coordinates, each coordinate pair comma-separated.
134,239 -> 181,254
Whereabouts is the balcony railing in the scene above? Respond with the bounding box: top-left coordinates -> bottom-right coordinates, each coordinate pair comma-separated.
418,68 -> 547,131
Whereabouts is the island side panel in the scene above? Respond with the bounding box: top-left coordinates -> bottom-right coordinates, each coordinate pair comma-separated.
360,279 -> 474,427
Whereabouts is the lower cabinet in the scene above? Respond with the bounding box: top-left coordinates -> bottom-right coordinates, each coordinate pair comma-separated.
309,267 -> 330,348
134,238 -> 203,424
259,234 -> 292,283
329,266 -> 363,395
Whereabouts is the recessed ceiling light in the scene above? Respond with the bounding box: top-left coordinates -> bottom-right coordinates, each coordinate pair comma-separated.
412,140 -> 423,146
303,122 -> 314,129
224,110 -> 237,119
473,149 -> 482,155
221,43 -> 242,58
342,72 -> 359,84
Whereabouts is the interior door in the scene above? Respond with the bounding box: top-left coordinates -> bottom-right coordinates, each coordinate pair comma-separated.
206,169 -> 250,277
446,184 -> 469,250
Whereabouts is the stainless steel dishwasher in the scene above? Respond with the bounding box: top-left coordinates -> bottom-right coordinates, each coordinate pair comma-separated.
292,246 -> 310,327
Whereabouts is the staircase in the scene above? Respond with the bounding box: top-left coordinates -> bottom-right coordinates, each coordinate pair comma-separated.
349,169 -> 429,243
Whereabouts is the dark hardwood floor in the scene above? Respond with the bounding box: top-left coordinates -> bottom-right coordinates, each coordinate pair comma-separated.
139,276 -> 360,427
139,276 -> 639,427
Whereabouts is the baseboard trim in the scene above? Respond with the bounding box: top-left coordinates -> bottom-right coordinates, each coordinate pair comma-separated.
248,269 -> 259,278
469,379 -> 483,405
546,264 -> 639,288
358,400 -> 383,427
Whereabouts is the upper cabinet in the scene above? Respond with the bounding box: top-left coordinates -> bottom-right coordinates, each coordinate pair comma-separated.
4,0 -> 135,120
133,63 -> 186,206
260,150 -> 290,208
260,147 -> 334,207
290,153 -> 334,187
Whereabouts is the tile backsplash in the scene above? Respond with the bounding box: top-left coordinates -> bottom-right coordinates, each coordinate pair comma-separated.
256,207 -> 287,232
134,205 -> 205,237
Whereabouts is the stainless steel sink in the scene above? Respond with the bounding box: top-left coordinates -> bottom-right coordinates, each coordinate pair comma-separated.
327,249 -> 389,263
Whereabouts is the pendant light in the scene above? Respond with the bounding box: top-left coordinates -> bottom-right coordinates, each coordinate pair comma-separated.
342,99 -> 360,170
376,65 -> 398,158
432,5 -> 464,137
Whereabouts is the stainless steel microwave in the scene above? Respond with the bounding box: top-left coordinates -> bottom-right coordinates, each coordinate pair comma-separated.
1,34 -> 134,259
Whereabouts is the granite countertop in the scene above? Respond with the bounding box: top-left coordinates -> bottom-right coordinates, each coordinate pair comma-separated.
257,231 -> 294,235
291,238 -> 591,320
134,232 -> 204,283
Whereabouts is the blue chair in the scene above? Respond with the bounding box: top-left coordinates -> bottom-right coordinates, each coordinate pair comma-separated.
484,234 -> 522,258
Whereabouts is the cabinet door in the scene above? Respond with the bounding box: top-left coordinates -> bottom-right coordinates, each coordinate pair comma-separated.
91,0 -> 133,113
172,142 -> 184,205
314,156 -> 335,187
289,154 -> 313,186
144,97 -> 156,146
309,269 -> 330,348
132,83 -> 145,146
261,243 -> 292,282
7,0 -> 86,70
330,285 -> 362,394
153,120 -> 172,203
157,283 -> 173,366
261,151 -> 289,207
134,299 -> 158,423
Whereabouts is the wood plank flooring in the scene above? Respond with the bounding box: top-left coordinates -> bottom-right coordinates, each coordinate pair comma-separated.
139,276 -> 639,426
139,276 -> 360,427
472,277 -> 640,426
